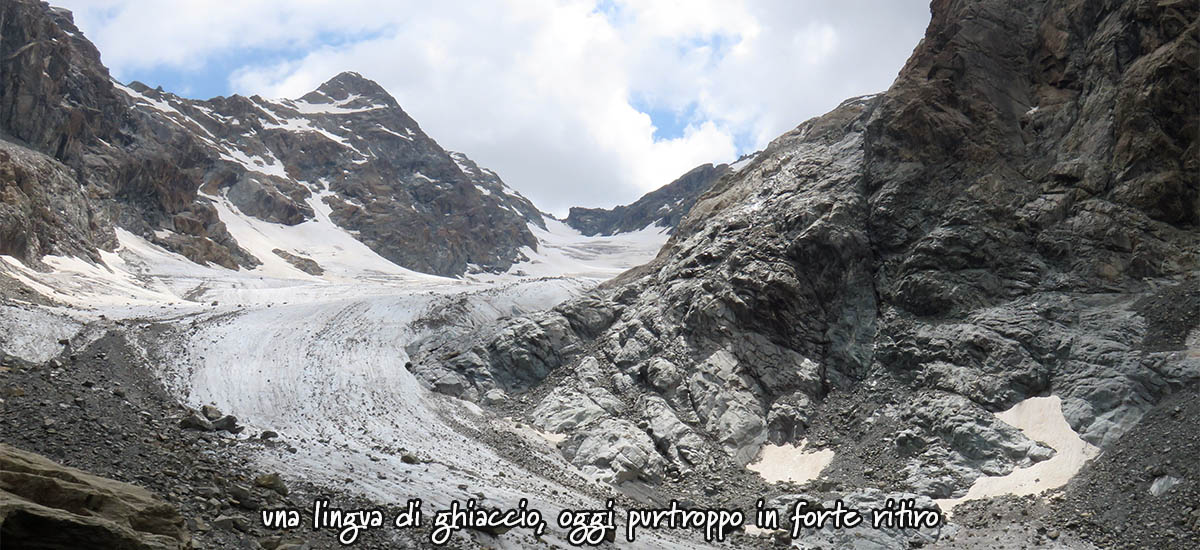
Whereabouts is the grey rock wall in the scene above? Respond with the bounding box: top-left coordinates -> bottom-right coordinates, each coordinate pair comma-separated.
413,0 -> 1200,503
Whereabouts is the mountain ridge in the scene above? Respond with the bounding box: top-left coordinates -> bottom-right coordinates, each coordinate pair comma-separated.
0,1 -> 548,277
564,162 -> 730,237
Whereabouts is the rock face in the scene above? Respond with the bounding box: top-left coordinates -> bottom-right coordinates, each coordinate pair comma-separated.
565,163 -> 728,236
415,0 -> 1199,501
0,0 -> 543,276
0,138 -> 100,265
0,0 -> 252,270
0,443 -> 188,550
122,72 -> 545,276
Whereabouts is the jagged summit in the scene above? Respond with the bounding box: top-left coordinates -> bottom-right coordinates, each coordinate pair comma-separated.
302,71 -> 398,107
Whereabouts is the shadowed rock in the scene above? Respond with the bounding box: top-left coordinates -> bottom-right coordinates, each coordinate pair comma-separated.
566,163 -> 729,236
0,443 -> 188,550
414,0 -> 1199,499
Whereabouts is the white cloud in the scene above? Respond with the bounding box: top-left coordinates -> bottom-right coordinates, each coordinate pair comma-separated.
54,0 -> 929,215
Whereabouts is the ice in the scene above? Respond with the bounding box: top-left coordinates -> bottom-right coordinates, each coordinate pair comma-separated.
0,301 -> 84,363
493,219 -> 670,281
1,250 -> 181,308
0,182 -> 708,546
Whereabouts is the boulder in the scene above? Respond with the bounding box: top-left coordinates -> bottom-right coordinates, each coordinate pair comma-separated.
0,443 -> 188,549
211,415 -> 242,434
253,473 -> 288,497
179,412 -> 214,431
200,405 -> 222,421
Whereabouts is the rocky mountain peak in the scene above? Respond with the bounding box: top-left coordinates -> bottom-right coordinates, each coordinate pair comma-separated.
302,71 -> 397,107
0,0 -> 547,277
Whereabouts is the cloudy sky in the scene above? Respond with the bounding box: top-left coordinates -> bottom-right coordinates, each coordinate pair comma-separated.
56,0 -> 930,215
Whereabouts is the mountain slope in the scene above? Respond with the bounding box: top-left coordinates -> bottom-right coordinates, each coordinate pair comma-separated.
1,0 -> 1196,548
0,1 -> 544,277
1,0 -> 213,267
413,1 -> 1198,546
118,72 -> 547,277
565,162 -> 728,236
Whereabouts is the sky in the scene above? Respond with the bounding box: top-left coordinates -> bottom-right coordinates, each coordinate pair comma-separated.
55,1 -> 930,216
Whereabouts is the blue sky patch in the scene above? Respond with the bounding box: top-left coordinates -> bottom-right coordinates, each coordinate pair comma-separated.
631,96 -> 700,142
111,29 -> 386,100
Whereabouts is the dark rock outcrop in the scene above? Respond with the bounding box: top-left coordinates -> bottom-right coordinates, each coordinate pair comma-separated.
415,0 -> 1199,502
0,443 -> 188,550
0,139 -> 99,265
0,0 -> 257,270
272,248 -> 323,275
565,163 -> 728,236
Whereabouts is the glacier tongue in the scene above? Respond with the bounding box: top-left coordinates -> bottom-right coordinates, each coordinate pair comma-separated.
0,210 -> 706,548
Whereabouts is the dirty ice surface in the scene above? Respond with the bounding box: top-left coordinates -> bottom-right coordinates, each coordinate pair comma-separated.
0,198 -> 706,548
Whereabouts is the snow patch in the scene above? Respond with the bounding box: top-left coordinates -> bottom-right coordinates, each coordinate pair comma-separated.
218,148 -> 289,180
729,153 -> 757,172
448,151 -> 476,175
209,188 -> 434,282
285,94 -> 385,115
935,395 -> 1100,514
747,440 -> 835,484
371,123 -> 413,141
